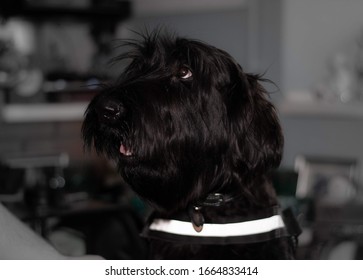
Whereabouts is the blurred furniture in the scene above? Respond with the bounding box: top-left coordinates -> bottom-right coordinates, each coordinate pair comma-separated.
3,198 -> 149,259
0,0 -> 131,123
273,167 -> 363,259
0,153 -> 149,259
305,203 -> 363,259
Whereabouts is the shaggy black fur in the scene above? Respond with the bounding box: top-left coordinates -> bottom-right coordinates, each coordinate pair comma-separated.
82,30 -> 295,259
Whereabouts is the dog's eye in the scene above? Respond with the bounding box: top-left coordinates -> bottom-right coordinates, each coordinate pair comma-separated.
178,67 -> 192,79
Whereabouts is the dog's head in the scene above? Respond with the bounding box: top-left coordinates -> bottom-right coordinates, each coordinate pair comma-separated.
83,31 -> 283,213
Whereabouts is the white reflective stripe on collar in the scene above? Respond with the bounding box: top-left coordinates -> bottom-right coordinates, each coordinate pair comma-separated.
149,215 -> 285,237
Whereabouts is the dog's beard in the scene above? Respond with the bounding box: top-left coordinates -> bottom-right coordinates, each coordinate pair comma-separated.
115,138 -> 211,213
84,86 -> 242,213
84,107 -> 228,213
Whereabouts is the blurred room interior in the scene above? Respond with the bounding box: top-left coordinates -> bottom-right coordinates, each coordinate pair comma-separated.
1,0 -> 363,259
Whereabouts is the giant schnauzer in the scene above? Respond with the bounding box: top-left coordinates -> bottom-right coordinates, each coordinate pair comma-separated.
82,31 -> 300,259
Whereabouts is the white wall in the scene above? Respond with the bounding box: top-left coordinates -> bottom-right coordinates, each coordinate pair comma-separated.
279,0 -> 363,184
281,0 -> 363,93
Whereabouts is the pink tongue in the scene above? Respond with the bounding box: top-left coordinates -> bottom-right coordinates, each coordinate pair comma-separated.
120,144 -> 132,156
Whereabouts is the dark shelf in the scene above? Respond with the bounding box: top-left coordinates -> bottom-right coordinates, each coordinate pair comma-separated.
0,1 -> 131,23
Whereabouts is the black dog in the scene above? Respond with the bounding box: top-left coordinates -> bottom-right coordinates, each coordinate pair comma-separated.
82,31 -> 300,259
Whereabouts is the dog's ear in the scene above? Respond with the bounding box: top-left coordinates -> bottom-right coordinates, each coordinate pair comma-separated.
226,69 -> 283,177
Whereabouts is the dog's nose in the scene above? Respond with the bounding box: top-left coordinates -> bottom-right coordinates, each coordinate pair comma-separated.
96,99 -> 124,124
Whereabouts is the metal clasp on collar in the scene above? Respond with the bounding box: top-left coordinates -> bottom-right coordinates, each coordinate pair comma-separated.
188,193 -> 233,232
205,193 -> 224,206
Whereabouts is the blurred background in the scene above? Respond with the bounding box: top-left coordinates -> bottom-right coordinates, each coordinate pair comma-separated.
1,0 -> 363,259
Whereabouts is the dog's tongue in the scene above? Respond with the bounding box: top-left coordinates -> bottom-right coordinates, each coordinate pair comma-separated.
120,144 -> 133,156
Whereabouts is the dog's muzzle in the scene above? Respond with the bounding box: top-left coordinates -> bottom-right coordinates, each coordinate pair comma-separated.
93,96 -> 134,157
